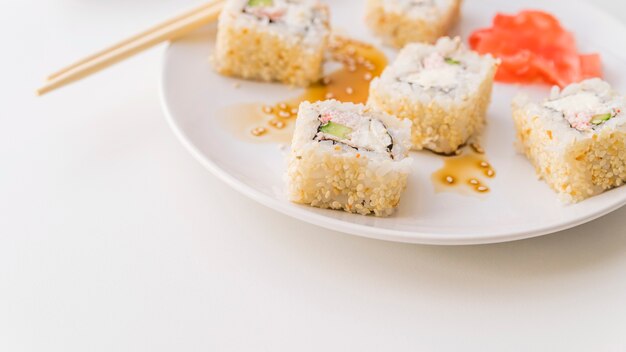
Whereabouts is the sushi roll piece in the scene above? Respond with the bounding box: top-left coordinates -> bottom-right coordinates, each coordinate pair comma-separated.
512,78 -> 626,202
367,37 -> 499,154
287,100 -> 413,217
214,0 -> 330,87
365,0 -> 462,48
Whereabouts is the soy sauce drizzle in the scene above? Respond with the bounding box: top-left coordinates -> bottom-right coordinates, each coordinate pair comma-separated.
219,36 -> 388,143
432,144 -> 496,195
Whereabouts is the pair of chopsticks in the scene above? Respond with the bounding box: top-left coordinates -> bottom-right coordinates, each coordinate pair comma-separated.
37,0 -> 225,96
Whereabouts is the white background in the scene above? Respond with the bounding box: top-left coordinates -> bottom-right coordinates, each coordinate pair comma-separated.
2,0 -> 626,351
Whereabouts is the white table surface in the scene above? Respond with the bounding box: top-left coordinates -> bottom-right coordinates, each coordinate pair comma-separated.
3,0 -> 626,351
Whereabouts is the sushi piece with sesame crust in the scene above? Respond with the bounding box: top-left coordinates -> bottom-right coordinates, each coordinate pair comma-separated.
368,37 -> 499,154
287,100 -> 413,217
214,0 -> 330,87
512,78 -> 626,203
365,0 -> 462,48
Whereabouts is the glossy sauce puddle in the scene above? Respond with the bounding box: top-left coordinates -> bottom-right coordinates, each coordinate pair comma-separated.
432,145 -> 497,195
218,35 -> 496,195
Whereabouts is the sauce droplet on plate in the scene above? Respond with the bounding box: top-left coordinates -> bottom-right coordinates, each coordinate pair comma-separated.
432,146 -> 496,195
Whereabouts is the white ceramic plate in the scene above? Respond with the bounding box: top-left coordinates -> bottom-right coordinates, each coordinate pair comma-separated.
161,0 -> 626,245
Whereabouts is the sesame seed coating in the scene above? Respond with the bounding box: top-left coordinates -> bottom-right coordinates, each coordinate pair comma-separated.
364,0 -> 462,48
512,81 -> 626,203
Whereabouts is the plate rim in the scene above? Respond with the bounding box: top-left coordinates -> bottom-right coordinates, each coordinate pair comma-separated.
159,0 -> 626,245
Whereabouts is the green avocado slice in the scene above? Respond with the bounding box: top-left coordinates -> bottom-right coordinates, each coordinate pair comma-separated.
591,113 -> 612,125
320,122 -> 353,139
247,0 -> 273,6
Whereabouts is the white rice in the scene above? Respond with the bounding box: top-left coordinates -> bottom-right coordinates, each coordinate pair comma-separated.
220,0 -> 329,47
372,37 -> 497,104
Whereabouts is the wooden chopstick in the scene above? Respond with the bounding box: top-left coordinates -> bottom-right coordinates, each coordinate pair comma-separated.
47,1 -> 221,81
37,1 -> 224,96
